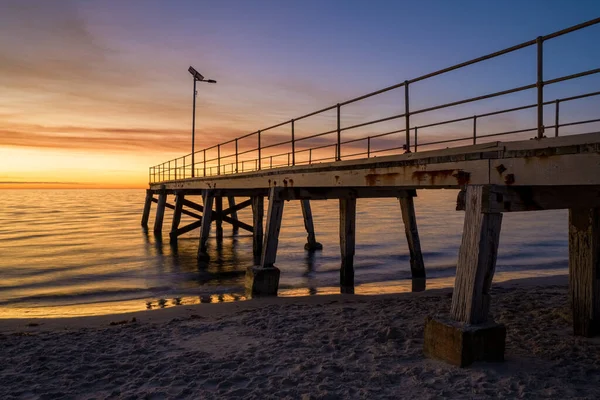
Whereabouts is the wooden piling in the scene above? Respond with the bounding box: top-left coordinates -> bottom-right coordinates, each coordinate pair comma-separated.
339,197 -> 356,293
141,189 -> 153,228
451,185 -> 503,324
246,188 -> 283,296
425,185 -> 505,367
215,196 -> 223,241
399,196 -> 426,291
569,207 -> 600,337
301,200 -> 323,251
170,192 -> 185,238
251,196 -> 264,265
260,188 -> 285,268
228,196 -> 239,235
198,190 -> 214,261
153,186 -> 167,234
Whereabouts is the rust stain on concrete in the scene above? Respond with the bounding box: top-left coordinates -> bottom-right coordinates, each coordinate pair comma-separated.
365,172 -> 399,186
504,174 -> 515,185
411,169 -> 471,186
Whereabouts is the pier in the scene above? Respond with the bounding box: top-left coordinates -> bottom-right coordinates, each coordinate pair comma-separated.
144,18 -> 600,366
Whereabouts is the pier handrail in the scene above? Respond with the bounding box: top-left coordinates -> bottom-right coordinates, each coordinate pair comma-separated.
150,17 -> 600,183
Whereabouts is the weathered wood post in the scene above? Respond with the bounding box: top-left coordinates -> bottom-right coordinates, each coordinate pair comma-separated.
339,197 -> 356,294
197,190 -> 214,261
215,196 -> 224,241
569,207 -> 600,337
141,189 -> 153,228
424,185 -> 505,367
301,199 -> 323,251
251,195 -> 264,265
170,192 -> 185,240
153,185 -> 167,234
228,196 -> 239,235
246,187 -> 283,296
399,194 -> 426,291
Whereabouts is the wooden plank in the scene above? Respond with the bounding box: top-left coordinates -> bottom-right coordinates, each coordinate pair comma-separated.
339,197 -> 356,293
170,219 -> 202,239
182,197 -> 252,231
260,188 -> 284,268
478,185 -> 600,213
153,187 -> 167,234
227,196 -> 240,234
170,193 -> 185,236
155,198 -> 202,219
141,189 -> 153,228
451,185 -> 503,324
197,190 -> 214,260
223,198 -> 252,215
399,196 -> 426,291
569,207 -> 600,337
182,198 -> 204,213
279,187 -> 418,200
215,196 -> 223,240
252,196 -> 264,264
300,200 -> 322,250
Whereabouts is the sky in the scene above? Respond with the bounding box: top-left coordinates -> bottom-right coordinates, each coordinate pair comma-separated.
1,0 -> 599,188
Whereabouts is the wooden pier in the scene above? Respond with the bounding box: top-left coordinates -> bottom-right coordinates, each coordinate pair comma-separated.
144,18 -> 600,366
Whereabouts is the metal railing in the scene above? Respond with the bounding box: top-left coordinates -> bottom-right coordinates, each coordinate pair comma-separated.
150,17 -> 600,184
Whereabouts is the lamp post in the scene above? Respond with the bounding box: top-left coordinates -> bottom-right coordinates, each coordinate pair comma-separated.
188,66 -> 216,177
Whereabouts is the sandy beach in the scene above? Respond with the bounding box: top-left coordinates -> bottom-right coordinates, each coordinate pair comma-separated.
1,275 -> 600,399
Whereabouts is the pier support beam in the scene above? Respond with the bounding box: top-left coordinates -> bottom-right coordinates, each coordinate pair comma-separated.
246,188 -> 283,296
153,186 -> 167,235
251,195 -> 264,265
569,207 -> 600,337
424,185 -> 505,367
141,189 -> 153,228
170,192 -> 185,238
228,196 -> 239,235
399,196 -> 426,291
197,190 -> 214,261
339,197 -> 356,294
301,200 -> 323,251
215,196 -> 223,241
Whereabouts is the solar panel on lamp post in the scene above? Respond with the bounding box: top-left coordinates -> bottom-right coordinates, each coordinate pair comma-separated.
188,66 -> 216,178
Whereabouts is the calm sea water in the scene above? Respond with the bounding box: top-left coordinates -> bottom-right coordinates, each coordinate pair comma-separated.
0,189 -> 568,317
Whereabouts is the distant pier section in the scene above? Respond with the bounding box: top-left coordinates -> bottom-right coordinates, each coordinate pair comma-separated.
144,18 -> 600,366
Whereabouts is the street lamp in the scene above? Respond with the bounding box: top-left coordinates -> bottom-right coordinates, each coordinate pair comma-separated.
188,66 -> 216,177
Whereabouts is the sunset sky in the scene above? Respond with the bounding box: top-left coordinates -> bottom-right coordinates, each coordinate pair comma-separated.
1,0 -> 599,188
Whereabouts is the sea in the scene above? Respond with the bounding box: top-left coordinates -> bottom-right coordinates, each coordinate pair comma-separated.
0,189 -> 568,318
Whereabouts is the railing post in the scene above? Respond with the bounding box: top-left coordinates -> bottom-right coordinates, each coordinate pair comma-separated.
153,167 -> 156,183
258,130 -> 262,170
269,156 -> 273,169
309,148 -> 312,164
336,104 -> 341,161
555,99 -> 560,137
287,153 -> 290,166
168,161 -> 171,181
175,159 -> 178,180
414,127 -> 418,153
291,119 -> 296,166
149,168 -> 151,184
217,144 -> 221,175
203,149 -> 206,177
235,139 -> 239,173
183,156 -> 186,179
404,81 -> 411,152
473,115 -> 477,145
367,137 -> 371,158
536,36 -> 545,139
